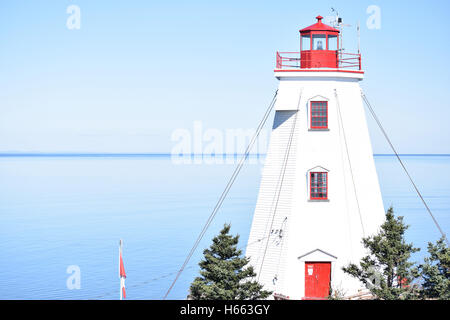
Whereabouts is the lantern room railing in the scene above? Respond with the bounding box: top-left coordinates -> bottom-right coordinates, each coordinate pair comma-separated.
275,51 -> 362,70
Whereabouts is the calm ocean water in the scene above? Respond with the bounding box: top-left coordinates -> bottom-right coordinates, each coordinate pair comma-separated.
0,154 -> 448,300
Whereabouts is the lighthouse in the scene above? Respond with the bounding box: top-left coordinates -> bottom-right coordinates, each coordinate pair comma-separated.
245,16 -> 385,299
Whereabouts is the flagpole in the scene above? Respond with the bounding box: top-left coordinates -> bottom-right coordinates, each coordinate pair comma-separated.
119,239 -> 123,300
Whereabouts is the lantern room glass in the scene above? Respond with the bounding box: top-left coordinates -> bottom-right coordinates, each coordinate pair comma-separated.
301,35 -> 311,51
328,35 -> 338,51
312,34 -> 326,50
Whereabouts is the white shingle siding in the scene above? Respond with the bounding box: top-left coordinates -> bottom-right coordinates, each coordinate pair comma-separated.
245,109 -> 299,296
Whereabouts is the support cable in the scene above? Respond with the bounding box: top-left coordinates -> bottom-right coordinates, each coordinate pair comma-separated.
335,90 -> 355,257
361,90 -> 449,246
335,89 -> 366,238
162,90 -> 279,299
273,216 -> 288,289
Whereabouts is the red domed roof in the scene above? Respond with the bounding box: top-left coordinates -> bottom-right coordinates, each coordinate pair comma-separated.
300,15 -> 340,33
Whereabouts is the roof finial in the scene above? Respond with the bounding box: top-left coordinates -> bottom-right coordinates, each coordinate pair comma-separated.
316,15 -> 323,23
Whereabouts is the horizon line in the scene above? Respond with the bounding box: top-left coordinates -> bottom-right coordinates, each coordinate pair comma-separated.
0,152 -> 449,157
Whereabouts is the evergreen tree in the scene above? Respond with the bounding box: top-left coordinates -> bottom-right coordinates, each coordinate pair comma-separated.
342,207 -> 420,300
189,224 -> 272,300
418,237 -> 450,300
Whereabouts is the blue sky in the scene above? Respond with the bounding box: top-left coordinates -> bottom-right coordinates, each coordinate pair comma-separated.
1,0 -> 450,153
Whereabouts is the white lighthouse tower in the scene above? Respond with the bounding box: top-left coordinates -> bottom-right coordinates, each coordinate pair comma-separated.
246,16 -> 385,299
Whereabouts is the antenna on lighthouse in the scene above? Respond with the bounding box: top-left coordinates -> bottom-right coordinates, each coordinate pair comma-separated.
330,8 -> 351,52
357,20 -> 361,54
331,8 -> 351,67
330,7 -> 341,27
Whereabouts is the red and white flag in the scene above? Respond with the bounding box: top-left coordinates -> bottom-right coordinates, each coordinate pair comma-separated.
119,240 -> 126,300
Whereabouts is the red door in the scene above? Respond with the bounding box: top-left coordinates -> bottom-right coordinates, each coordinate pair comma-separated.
304,262 -> 331,299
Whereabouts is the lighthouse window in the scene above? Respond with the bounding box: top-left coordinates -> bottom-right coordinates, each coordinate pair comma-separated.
328,35 -> 338,51
312,34 -> 326,50
310,172 -> 328,200
301,35 -> 311,50
310,101 -> 328,129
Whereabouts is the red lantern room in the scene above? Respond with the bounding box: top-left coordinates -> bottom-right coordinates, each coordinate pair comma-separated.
299,15 -> 339,68
275,15 -> 362,71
